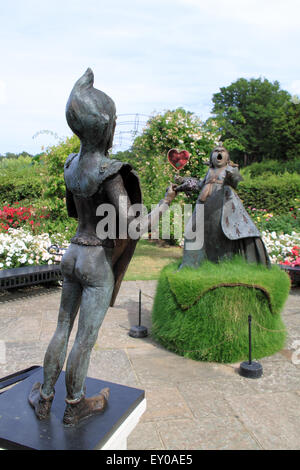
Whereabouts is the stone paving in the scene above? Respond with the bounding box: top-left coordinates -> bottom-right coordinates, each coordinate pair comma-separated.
0,281 -> 299,450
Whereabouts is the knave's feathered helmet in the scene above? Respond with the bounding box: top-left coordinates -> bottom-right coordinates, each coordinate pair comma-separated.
66,68 -> 116,154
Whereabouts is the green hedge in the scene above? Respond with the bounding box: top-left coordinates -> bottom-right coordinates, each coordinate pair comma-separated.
241,159 -> 300,178
0,178 -> 43,205
1,153 -> 299,223
0,156 -> 47,206
237,172 -> 300,213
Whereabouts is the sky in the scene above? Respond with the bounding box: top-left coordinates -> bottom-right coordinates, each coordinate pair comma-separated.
1,0 -> 300,155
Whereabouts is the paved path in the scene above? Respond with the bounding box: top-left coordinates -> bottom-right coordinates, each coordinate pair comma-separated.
0,281 -> 299,450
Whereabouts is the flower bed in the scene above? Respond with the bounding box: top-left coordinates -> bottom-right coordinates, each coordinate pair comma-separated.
261,230 -> 300,286
0,228 -> 67,269
246,205 -> 300,234
262,231 -> 300,266
0,203 -> 50,233
0,220 -> 298,274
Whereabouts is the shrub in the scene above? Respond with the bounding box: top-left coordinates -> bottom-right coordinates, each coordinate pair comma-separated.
237,172 -> 300,214
247,207 -> 300,234
0,160 -> 47,206
43,134 -> 80,219
241,158 -> 300,178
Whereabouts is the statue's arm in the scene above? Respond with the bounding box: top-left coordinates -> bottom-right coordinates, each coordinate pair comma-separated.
104,174 -> 177,237
139,184 -> 177,235
103,173 -> 132,231
175,175 -> 206,194
65,187 -> 78,219
224,167 -> 243,189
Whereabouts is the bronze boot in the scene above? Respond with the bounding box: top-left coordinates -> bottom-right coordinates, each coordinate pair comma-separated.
63,387 -> 110,427
28,382 -> 55,420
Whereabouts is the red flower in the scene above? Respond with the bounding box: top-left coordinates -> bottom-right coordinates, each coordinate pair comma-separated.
282,260 -> 292,265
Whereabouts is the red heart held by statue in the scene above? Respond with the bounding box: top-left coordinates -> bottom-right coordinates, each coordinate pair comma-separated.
167,149 -> 190,170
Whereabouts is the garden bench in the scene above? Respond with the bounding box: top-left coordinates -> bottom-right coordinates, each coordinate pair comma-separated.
279,264 -> 300,286
0,245 -> 64,291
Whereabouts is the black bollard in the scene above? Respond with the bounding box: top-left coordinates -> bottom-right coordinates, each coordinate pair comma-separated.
129,290 -> 148,338
239,315 -> 263,379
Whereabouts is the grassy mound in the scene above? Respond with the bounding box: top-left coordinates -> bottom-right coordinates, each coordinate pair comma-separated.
151,257 -> 290,363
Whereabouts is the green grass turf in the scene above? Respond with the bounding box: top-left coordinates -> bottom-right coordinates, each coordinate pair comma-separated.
151,257 -> 291,363
124,239 -> 182,280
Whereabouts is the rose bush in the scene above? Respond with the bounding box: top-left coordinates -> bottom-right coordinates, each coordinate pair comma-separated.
0,203 -> 50,234
131,109 -> 221,209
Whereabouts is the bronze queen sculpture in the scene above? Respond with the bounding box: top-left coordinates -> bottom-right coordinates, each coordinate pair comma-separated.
176,145 -> 270,269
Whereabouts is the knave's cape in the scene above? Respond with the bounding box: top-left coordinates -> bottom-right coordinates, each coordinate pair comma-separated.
64,154 -> 142,306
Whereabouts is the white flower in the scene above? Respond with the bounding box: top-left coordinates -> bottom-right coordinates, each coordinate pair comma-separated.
261,229 -> 300,263
0,228 -> 68,269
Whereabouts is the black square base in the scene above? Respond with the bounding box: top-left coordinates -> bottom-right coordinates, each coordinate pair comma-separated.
0,367 -> 144,450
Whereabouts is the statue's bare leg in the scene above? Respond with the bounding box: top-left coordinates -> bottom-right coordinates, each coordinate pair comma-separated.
28,277 -> 82,419
42,278 -> 82,394
60,245 -> 114,426
63,281 -> 114,426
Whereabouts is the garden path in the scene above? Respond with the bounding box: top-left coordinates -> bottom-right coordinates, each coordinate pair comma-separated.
0,281 -> 299,450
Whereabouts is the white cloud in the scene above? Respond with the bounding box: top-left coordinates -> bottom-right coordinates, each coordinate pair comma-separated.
289,80 -> 300,96
0,81 -> 7,104
0,0 -> 300,154
179,0 -> 300,31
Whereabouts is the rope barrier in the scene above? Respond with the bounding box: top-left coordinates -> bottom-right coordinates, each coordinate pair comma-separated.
166,333 -> 235,355
140,292 -> 154,300
251,318 -> 286,333
119,292 -> 286,355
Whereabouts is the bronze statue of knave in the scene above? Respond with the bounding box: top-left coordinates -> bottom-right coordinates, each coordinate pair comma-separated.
28,69 -> 177,426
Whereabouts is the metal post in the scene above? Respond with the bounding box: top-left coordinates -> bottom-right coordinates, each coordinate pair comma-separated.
248,315 -> 252,365
128,290 -> 148,338
138,289 -> 142,326
239,314 -> 263,379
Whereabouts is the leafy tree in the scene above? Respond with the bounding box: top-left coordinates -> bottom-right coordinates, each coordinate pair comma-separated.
129,108 -> 220,208
43,134 -> 80,218
212,77 -> 292,165
273,98 -> 300,161
112,149 -> 136,164
0,151 -> 33,161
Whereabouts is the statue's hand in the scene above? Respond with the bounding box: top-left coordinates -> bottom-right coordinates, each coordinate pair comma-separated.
224,168 -> 234,183
174,183 -> 186,193
174,175 -> 185,185
224,167 -> 242,188
174,176 -> 201,194
164,184 -> 178,205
